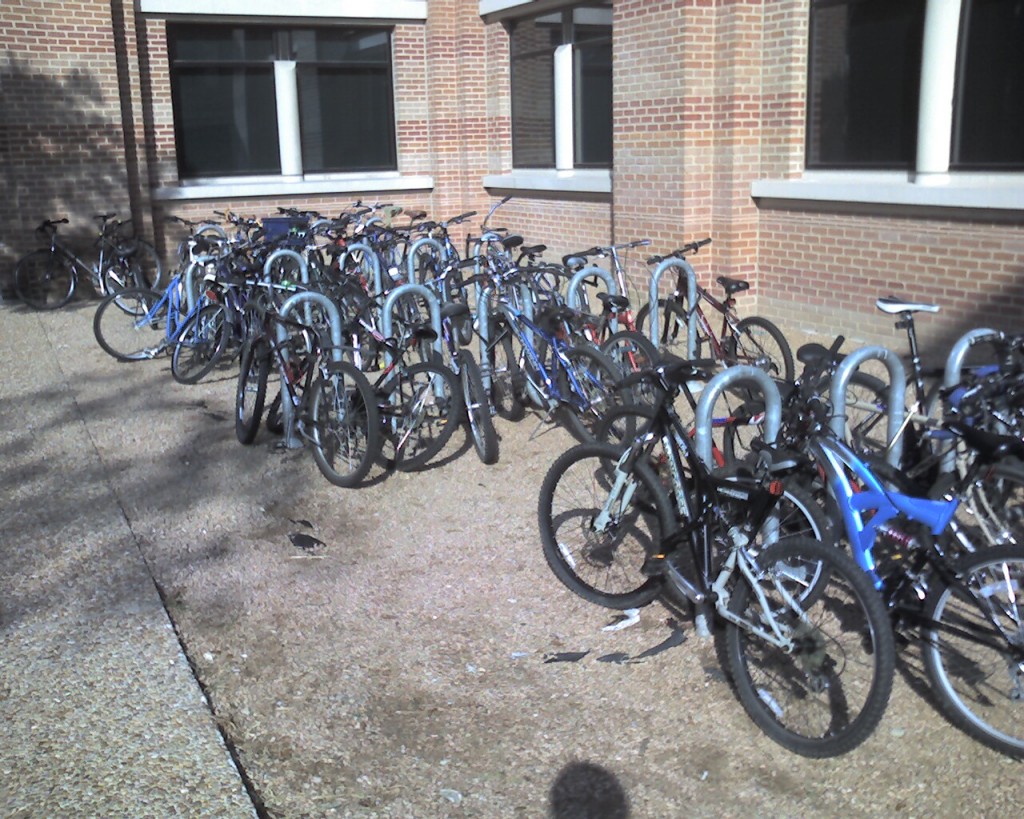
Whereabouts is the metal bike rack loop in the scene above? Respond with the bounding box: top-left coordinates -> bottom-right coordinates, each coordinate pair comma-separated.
829,346 -> 907,468
939,327 -> 998,473
380,282 -> 444,367
340,242 -> 383,296
694,366 -> 782,469
566,265 -> 619,335
407,237 -> 446,291
647,257 -> 698,357
263,248 -> 312,324
274,291 -> 347,449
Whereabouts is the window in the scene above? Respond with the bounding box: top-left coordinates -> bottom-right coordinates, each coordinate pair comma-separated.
168,24 -> 396,179
508,3 -> 612,169
807,0 -> 925,169
952,0 -> 1024,168
806,0 -> 1024,171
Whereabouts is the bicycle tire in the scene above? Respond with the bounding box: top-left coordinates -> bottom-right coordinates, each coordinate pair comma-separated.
93,287 -> 166,361
730,316 -> 794,382
487,323 -> 526,421
600,329 -> 661,405
382,360 -> 463,471
15,249 -> 76,310
235,339 -> 270,444
310,363 -> 381,487
459,349 -> 499,465
725,536 -> 895,758
635,298 -> 699,358
171,303 -> 228,385
538,442 -> 676,609
920,544 -> 1024,758
556,345 -> 627,444
956,459 -> 1024,550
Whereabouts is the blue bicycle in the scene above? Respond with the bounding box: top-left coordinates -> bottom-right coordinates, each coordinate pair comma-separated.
803,393 -> 1024,758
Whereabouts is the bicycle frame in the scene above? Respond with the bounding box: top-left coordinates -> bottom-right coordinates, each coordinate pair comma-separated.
810,432 -> 962,587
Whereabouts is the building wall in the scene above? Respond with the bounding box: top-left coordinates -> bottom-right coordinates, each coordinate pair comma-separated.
2,0 -> 1021,363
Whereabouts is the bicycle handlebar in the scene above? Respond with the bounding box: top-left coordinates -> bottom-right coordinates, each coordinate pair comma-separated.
646,237 -> 712,266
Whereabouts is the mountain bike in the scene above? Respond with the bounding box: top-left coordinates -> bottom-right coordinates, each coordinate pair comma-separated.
803,408 -> 1024,758
235,305 -> 380,488
537,357 -> 895,757
15,215 -> 163,309
635,239 -> 794,381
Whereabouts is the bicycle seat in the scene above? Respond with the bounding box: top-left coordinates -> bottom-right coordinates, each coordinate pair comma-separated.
946,419 -> 1024,464
716,276 -> 749,295
440,301 -> 471,321
796,342 -> 845,366
597,292 -> 630,312
876,297 -> 940,315
501,234 -> 524,250
519,244 -> 546,257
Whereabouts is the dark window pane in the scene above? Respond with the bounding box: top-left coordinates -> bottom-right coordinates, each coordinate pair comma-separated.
511,50 -> 555,167
807,0 -> 925,168
170,26 -> 274,63
953,0 -> 1024,167
172,68 -> 280,177
298,67 -> 396,172
575,41 -> 612,166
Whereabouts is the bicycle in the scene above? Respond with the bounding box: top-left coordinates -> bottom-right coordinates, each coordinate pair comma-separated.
15,214 -> 163,310
235,304 -> 381,488
800,399 -> 1024,758
636,238 -> 794,381
482,265 -> 628,443
537,357 -> 895,757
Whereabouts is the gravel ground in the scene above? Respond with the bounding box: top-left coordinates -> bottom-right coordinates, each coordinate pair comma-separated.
3,304 -> 1022,817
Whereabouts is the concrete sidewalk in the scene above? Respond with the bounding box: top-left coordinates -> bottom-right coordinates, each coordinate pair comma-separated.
0,304 -> 256,817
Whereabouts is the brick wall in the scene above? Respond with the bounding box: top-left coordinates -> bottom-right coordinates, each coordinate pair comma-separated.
0,0 -> 140,296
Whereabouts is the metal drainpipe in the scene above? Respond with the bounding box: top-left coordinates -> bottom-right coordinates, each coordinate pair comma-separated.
647,258 -> 697,357
829,346 -> 907,468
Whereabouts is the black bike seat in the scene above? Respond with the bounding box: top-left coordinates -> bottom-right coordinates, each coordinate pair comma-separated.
441,301 -> 471,321
797,342 -> 845,366
946,420 -> 1024,464
597,292 -> 631,312
876,296 -> 940,315
716,276 -> 749,295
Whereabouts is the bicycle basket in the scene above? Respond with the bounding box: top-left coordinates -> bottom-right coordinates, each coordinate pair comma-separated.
261,217 -> 308,241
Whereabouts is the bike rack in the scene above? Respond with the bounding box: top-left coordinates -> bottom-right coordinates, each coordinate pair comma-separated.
476,282 -> 495,391
829,346 -> 907,468
340,242 -> 383,296
274,291 -> 347,449
694,366 -> 782,468
565,265 -> 619,335
647,257 -> 698,357
263,248 -> 312,324
407,237 -> 446,291
380,282 -> 444,368
939,327 -> 998,473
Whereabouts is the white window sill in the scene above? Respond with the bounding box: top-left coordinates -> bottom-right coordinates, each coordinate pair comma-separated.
153,173 -> 434,202
140,0 -> 427,19
483,169 -> 611,195
751,171 -> 1024,212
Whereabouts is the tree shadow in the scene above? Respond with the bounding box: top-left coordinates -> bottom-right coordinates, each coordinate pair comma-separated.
0,57 -> 133,301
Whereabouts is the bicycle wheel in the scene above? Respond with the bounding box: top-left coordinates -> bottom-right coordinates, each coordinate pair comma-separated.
487,324 -> 526,421
921,545 -> 1024,758
171,303 -> 228,385
116,239 -> 164,290
957,460 -> 1024,549
538,442 -> 676,609
235,339 -> 271,444
635,298 -> 700,359
556,345 -> 627,444
310,363 -> 381,487
458,349 -> 499,465
730,316 -> 794,382
15,249 -> 76,310
93,287 -> 167,361
842,371 -> 889,457
382,360 -> 463,471
725,536 -> 895,757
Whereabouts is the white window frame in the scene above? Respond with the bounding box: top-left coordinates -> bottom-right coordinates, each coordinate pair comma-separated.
148,3 -> 433,200
754,0 -> 1023,212
482,0 -> 612,195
